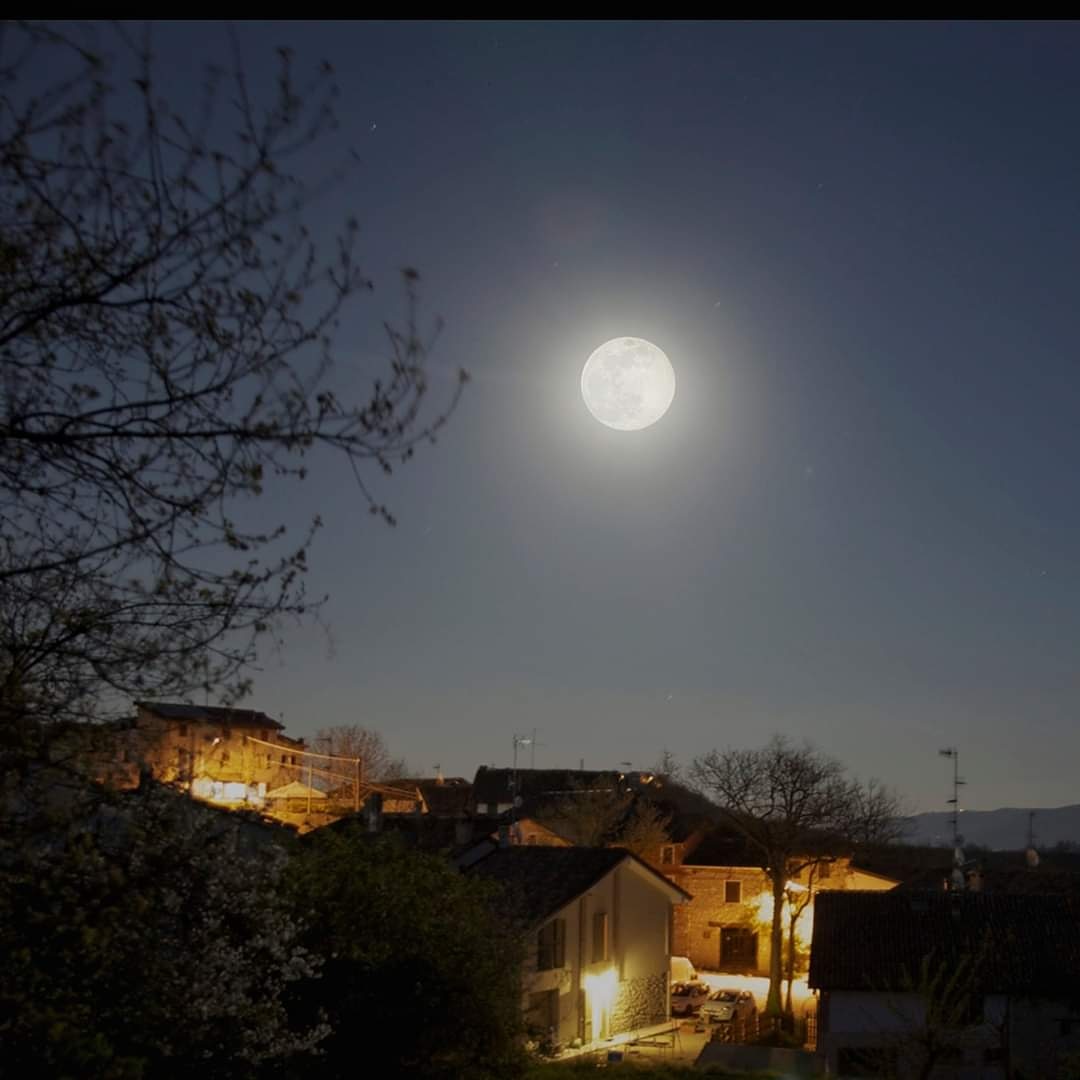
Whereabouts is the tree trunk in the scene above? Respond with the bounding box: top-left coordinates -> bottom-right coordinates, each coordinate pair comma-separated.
766,869 -> 785,1017
784,909 -> 796,1015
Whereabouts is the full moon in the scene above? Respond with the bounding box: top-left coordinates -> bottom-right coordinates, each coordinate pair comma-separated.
580,337 -> 676,431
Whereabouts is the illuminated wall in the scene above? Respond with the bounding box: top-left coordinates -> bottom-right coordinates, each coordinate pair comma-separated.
523,858 -> 681,1047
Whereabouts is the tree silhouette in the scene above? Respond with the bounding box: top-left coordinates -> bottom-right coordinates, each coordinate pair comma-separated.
692,736 -> 903,1019
0,22 -> 465,728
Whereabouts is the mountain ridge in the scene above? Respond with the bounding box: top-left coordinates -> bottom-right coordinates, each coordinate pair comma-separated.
903,803 -> 1080,850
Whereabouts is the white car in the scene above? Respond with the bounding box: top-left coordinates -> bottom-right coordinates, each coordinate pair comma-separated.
670,981 -> 709,1017
670,955 -> 699,984
700,988 -> 758,1026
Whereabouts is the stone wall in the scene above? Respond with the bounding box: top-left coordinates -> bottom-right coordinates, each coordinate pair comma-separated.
611,972 -> 667,1034
673,866 -> 768,973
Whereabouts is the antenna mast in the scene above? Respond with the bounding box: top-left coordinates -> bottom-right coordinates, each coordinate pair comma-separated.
938,747 -> 967,888
938,746 -> 965,849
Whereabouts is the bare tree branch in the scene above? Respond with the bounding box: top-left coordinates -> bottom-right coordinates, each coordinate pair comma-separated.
0,22 -> 466,724
691,735 -> 905,1020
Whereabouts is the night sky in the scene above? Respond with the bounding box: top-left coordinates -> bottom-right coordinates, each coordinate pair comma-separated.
150,22 -> 1080,812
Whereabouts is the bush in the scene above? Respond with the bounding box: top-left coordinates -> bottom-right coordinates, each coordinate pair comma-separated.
0,780 -> 324,1078
286,825 -> 526,1080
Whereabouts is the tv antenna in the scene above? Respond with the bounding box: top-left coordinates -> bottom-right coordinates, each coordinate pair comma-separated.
939,747 -> 966,886
938,747 -> 966,846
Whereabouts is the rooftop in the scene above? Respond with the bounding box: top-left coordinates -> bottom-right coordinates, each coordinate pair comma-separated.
136,701 -> 284,731
809,890 -> 1080,995
466,845 -> 689,925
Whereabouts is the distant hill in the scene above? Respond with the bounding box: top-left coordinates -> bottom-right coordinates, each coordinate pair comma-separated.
902,804 -> 1080,851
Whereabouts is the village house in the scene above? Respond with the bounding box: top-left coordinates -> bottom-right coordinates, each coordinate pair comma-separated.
469,765 -> 702,850
661,825 -> 897,976
466,845 -> 691,1052
130,701 -> 307,809
379,773 -> 471,817
810,890 -> 1080,1079
470,765 -> 631,819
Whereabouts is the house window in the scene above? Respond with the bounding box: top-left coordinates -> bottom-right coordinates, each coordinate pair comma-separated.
818,860 -> 831,880
592,912 -> 609,963
724,880 -> 742,904
537,918 -> 566,971
178,724 -> 188,736
260,730 -> 268,741
661,845 -> 675,865
280,754 -> 286,764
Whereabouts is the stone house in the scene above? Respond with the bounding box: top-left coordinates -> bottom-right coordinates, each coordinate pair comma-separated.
131,701 -> 306,807
661,825 -> 897,975
810,890 -> 1080,1078
467,845 -> 690,1051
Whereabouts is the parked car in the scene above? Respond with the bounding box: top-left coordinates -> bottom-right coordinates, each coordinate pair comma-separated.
700,988 -> 758,1026
670,955 -> 699,985
670,981 -> 709,1016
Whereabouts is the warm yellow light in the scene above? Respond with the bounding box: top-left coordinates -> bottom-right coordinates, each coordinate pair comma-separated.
753,889 -> 815,949
793,900 -> 814,944
585,966 -> 618,1039
754,890 -> 774,922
